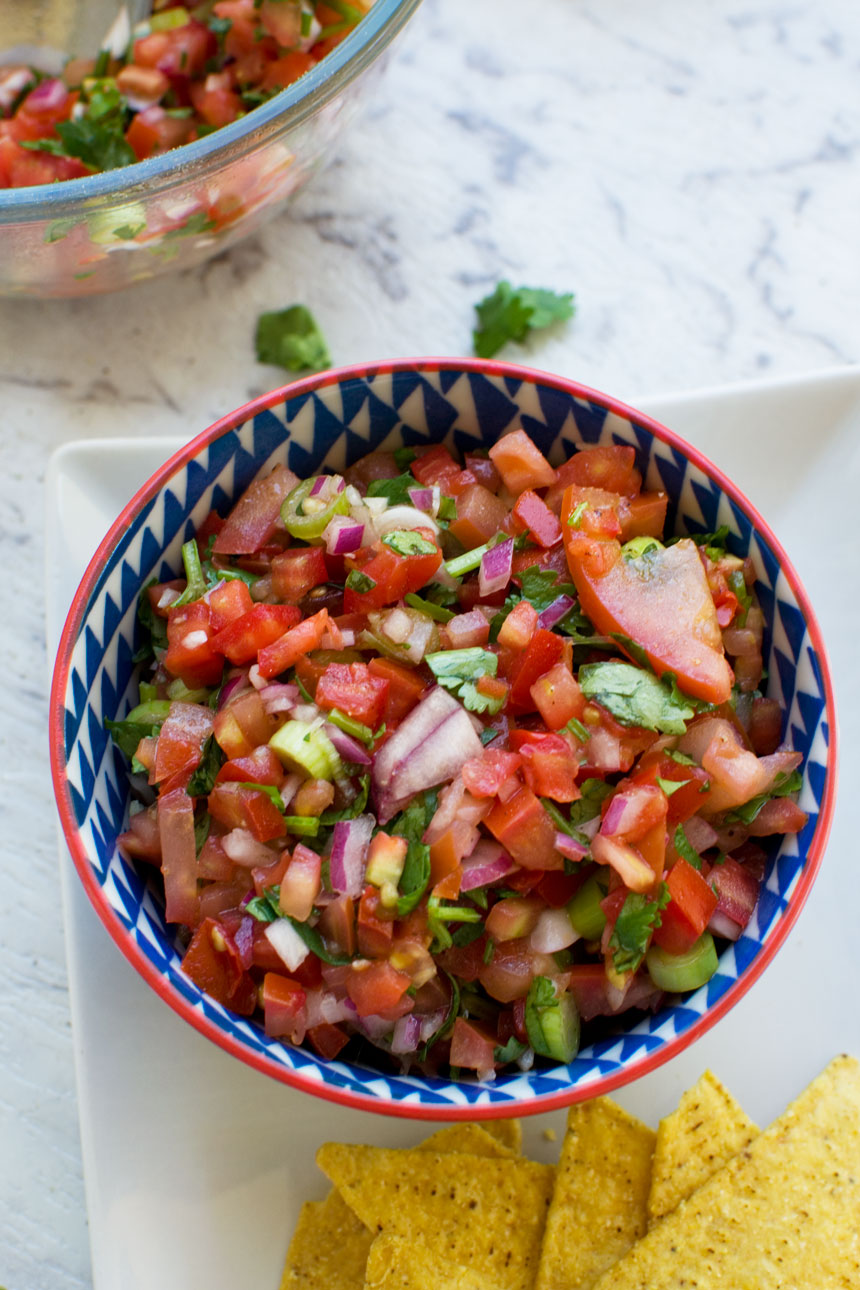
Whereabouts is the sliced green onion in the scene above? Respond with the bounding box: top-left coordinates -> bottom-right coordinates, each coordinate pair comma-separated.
404,592 -> 456,623
283,815 -> 321,837
646,933 -> 718,993
169,537 -> 208,607
566,874 -> 608,940
444,533 -> 505,579
326,708 -> 374,745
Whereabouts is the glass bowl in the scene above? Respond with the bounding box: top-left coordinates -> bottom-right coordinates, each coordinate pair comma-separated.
49,358 -> 837,1118
0,0 -> 421,298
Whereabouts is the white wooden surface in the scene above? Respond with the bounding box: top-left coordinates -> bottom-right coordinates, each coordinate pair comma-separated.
1,1 -> 858,1285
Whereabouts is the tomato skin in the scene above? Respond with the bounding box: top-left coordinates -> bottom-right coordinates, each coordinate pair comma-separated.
621,492 -> 668,540
545,445 -> 642,513
216,745 -> 284,787
315,662 -> 389,728
207,782 -> 286,842
213,465 -> 299,556
164,602 -> 224,688
632,757 -> 711,824
346,961 -> 412,1018
126,105 -> 195,159
485,786 -> 562,871
411,444 -> 462,492
190,72 -> 242,126
211,603 -> 301,664
497,599 -> 538,651
270,547 -> 329,603
651,858 -> 718,953
212,689 -> 274,759
208,579 -> 254,632
563,489 -> 733,705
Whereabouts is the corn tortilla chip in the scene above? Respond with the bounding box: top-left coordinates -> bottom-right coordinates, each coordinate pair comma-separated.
281,1123 -> 513,1289
281,1189 -> 374,1290
482,1119 -> 523,1154
364,1235 -> 505,1289
420,1123 -> 516,1158
647,1069 -> 758,1225
317,1144 -> 554,1290
535,1098 -> 655,1290
591,1055 -> 860,1289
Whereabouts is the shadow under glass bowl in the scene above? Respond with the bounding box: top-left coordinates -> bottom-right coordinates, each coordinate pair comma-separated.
50,358 -> 837,1118
0,0 -> 422,298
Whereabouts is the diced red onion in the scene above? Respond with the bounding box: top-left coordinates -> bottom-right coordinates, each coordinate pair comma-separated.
329,814 -> 375,896
460,840 -> 517,891
601,785 -> 663,839
419,1009 -> 447,1044
234,915 -> 255,969
222,828 -> 275,867
304,989 -> 354,1028
0,69 -> 35,114
354,1012 -> 396,1041
407,486 -> 438,514
529,907 -> 579,953
322,515 -> 364,555
217,673 -> 248,710
280,774 -> 301,811
707,910 -> 743,941
309,476 -> 328,497
555,831 -> 588,860
584,728 -> 626,772
682,815 -> 719,852
537,594 -> 575,630
479,538 -> 513,598
390,1013 -> 423,1054
261,682 -> 300,716
26,78 -> 67,112
324,723 -> 372,766
322,628 -> 356,649
372,687 -> 483,823
249,663 -> 266,690
265,918 -> 309,973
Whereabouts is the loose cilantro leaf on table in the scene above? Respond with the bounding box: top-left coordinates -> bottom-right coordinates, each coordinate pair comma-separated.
473,281 -> 575,359
426,647 -> 504,715
579,661 -> 695,736
255,305 -> 331,373
609,884 -> 670,975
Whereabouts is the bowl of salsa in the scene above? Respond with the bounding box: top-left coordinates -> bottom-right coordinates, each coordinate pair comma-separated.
49,358 -> 836,1116
0,0 -> 421,296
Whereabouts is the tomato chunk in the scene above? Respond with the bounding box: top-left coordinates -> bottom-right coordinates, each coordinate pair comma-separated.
315,662 -> 389,728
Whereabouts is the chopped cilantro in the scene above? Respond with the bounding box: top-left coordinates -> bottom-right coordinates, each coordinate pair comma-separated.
186,736 -> 226,796
473,281 -> 575,359
255,305 -> 331,373
23,79 -> 135,171
392,446 -> 417,471
366,472 -> 418,507
389,789 -> 437,917
426,647 -> 504,715
345,569 -> 377,594
723,769 -> 803,825
728,568 -> 753,626
656,776 -> 690,797
244,887 -> 281,923
674,822 -> 703,869
568,500 -> 588,528
381,530 -> 437,557
609,884 -> 670,975
565,716 -> 590,743
579,661 -> 695,736
568,778 -> 613,827
494,1034 -> 527,1064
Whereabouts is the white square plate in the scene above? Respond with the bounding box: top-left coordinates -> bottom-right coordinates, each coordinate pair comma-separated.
47,367 -> 860,1290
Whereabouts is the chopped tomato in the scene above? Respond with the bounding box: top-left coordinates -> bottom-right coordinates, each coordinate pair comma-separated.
489,429 -> 557,493
343,538 -> 442,612
504,628 -> 566,712
315,662 -> 388,728
449,1018 -> 496,1072
270,547 -> 329,603
563,488 -> 733,704
211,603 -> 302,664
207,782 -> 285,842
257,608 -> 329,678
462,749 -> 523,797
181,918 -> 256,1015
213,465 -> 299,556
485,786 -> 562,871
262,974 -> 306,1039
346,961 -> 412,1018
208,579 -> 254,632
367,657 -> 428,724
652,858 -> 718,954
164,601 -> 223,689
448,484 -> 509,549
530,661 -> 584,730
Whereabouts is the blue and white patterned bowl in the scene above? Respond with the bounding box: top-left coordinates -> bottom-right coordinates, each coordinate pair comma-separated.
50,359 -> 836,1118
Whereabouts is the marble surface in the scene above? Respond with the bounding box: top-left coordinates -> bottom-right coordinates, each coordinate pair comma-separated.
1,0 -> 858,1285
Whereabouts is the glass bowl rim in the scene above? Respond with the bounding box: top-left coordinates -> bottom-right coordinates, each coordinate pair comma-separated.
0,0 -> 422,223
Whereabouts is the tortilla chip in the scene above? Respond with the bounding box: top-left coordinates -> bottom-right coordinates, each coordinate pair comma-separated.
281,1123 -> 513,1289
281,1189 -> 374,1290
647,1070 -> 758,1225
535,1098 -> 655,1290
420,1123 -> 516,1157
317,1144 -> 554,1290
482,1119 -> 523,1154
364,1235 -> 504,1290
591,1055 -> 860,1289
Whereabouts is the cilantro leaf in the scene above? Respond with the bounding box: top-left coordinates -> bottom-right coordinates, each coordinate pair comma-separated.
609,885 -> 670,974
187,735 -> 226,796
133,578 -> 168,664
366,472 -> 418,507
319,775 -> 370,825
284,915 -> 353,965
388,789 -> 437,917
568,778 -> 613,827
674,822 -> 703,870
255,305 -> 331,373
105,718 -> 161,760
24,80 -> 135,171
426,647 -> 504,716
517,566 -> 577,613
579,661 -> 695,736
494,1035 -> 528,1064
244,888 -> 281,923
723,769 -> 803,825
473,281 -> 575,359
419,972 -> 460,1060
381,530 -> 437,557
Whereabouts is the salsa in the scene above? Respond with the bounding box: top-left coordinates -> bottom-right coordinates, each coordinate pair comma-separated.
0,1 -> 369,188
113,429 -> 807,1077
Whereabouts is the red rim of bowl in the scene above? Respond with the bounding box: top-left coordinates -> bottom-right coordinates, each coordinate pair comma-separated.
49,357 -> 839,1120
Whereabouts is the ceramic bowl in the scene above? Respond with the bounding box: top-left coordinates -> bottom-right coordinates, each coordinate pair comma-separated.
49,358 -> 836,1117
0,0 -> 421,298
